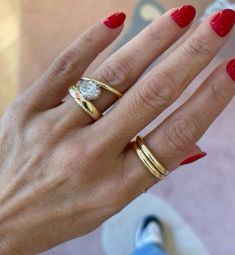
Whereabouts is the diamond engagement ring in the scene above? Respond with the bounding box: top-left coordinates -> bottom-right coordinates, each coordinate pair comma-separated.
68,77 -> 122,120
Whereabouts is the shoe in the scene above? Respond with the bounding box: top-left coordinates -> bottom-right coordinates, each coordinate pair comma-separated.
135,215 -> 165,249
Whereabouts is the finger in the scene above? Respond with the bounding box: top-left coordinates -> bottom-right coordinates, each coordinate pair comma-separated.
124,59 -> 235,195
123,142 -> 203,195
23,12 -> 126,112
55,5 -> 196,126
100,9 -> 235,148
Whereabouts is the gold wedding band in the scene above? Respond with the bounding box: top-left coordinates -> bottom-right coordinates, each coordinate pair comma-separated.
68,76 -> 122,120
132,136 -> 169,179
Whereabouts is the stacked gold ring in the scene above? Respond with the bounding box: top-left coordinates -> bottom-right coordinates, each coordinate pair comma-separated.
69,76 -> 122,120
132,136 -> 169,180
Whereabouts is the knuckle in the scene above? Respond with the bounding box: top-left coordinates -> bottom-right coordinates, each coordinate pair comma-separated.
8,97 -> 41,125
52,52 -> 78,76
184,35 -> 212,60
7,100 -> 22,116
164,116 -> 199,151
52,30 -> 98,76
137,75 -> 176,111
4,99 -> 25,124
98,57 -> 135,86
80,29 -> 99,49
52,50 -> 85,79
209,82 -> 227,108
147,25 -> 163,45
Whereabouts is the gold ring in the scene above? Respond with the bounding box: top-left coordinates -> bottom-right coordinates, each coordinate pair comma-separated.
132,136 -> 169,179
68,76 -> 122,120
69,86 -> 101,120
136,136 -> 169,176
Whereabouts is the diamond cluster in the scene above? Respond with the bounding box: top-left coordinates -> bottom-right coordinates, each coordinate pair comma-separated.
77,80 -> 101,100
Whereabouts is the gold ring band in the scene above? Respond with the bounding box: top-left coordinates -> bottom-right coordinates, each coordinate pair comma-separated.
68,86 -> 101,120
68,76 -> 122,120
136,136 -> 169,176
132,136 -> 168,179
132,142 -> 164,180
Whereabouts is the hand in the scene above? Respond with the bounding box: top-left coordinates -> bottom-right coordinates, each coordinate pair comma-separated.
0,6 -> 234,255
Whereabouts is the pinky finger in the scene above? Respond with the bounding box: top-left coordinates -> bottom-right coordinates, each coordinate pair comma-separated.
123,59 -> 235,195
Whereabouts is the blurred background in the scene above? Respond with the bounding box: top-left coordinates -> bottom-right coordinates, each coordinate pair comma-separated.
1,1 -> 235,255
0,0 -> 18,115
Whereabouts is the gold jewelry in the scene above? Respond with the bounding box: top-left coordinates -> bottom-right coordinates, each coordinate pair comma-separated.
68,76 -> 122,120
69,86 -> 101,120
132,142 -> 164,180
136,136 -> 169,176
132,136 -> 169,179
81,77 -> 122,98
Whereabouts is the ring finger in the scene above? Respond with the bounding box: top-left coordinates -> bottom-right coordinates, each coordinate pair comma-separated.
56,5 -> 196,126
123,59 -> 235,198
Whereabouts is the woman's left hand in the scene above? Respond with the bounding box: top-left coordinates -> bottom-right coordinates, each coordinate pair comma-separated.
0,7 -> 235,255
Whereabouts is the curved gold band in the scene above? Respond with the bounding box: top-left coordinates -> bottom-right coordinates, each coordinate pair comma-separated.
68,77 -> 122,120
132,136 -> 169,179
68,86 -> 101,120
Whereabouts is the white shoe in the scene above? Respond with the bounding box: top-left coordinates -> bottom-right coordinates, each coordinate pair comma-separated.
135,215 -> 165,249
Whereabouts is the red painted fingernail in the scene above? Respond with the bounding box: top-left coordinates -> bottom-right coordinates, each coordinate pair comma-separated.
210,9 -> 235,37
171,5 -> 196,28
227,59 -> 235,81
180,152 -> 207,166
103,12 -> 126,28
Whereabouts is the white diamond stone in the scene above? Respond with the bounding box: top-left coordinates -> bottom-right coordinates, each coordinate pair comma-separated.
78,80 -> 101,100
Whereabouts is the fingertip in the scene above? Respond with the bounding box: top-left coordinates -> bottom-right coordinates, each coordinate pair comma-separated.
210,9 -> 235,37
180,152 -> 207,166
171,4 -> 196,28
226,58 -> 235,81
176,144 -> 205,167
103,12 -> 126,29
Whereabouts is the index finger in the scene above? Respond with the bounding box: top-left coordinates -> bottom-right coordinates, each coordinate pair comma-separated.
23,12 -> 126,112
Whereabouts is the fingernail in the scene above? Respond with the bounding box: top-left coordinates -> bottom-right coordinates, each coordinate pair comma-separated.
210,9 -> 235,37
171,5 -> 196,28
103,12 -> 126,28
180,152 -> 207,166
227,59 -> 235,81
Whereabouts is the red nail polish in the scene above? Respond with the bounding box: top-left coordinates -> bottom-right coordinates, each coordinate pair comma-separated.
210,9 -> 235,37
180,152 -> 207,166
171,5 -> 196,28
103,12 -> 126,29
227,59 -> 235,81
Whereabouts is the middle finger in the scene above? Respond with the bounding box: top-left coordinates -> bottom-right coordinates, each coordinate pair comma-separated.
99,9 -> 235,149
58,5 -> 196,126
